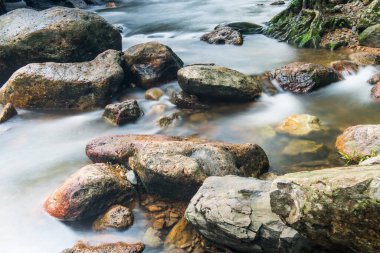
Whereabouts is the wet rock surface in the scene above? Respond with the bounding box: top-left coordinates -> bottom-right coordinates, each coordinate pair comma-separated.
169,91 -> 210,109
270,62 -> 341,94
329,60 -> 359,75
123,42 -> 184,89
282,140 -> 329,162
44,163 -> 136,221
271,165 -> 380,253
178,65 -> 262,102
86,134 -> 269,200
371,82 -> 380,102
186,175 -> 318,253
368,72 -> 380,84
349,52 -> 380,65
0,50 -> 124,110
144,88 -> 164,100
92,205 -> 134,231
61,241 -> 145,253
201,26 -> 243,45
215,22 -> 262,34
276,114 -> 323,137
359,24 -> 380,48
103,100 -> 142,126
0,7 -> 121,85
0,103 -> 17,123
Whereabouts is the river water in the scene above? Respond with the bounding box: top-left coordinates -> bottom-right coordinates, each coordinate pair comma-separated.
0,0 -> 379,252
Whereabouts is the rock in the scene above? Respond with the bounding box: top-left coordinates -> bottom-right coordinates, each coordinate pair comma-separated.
86,135 -> 269,200
200,26 -> 243,45
0,50 -> 124,110
144,88 -> 164,100
169,91 -> 210,109
215,22 -> 262,34
186,175 -> 317,253
336,124 -> 380,162
368,72 -> 380,84
92,205 -> 133,231
178,65 -> 262,102
253,73 -> 279,96
44,163 -> 136,221
61,241 -> 145,253
126,170 -> 138,185
282,140 -> 329,161
359,24 -> 380,48
349,52 -> 380,65
276,114 -> 323,137
0,103 -> 17,123
270,0 -> 285,5
143,227 -> 162,248
329,60 -> 359,75
24,0 -> 88,10
103,100 -> 142,126
0,0 -> 6,14
165,217 -> 201,251
157,113 -> 181,128
371,82 -> 380,102
357,0 -> 380,31
270,62 -> 341,94
123,42 -> 184,89
359,154 -> 380,166
0,7 -> 121,85
270,165 -> 380,253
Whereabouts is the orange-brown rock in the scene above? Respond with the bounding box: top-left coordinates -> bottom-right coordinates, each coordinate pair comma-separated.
92,205 -> 134,231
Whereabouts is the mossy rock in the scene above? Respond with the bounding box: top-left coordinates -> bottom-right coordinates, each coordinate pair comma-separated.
357,0 -> 380,31
359,24 -> 380,48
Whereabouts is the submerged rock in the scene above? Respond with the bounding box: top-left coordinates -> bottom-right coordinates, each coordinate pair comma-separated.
276,114 -> 323,137
103,100 -> 142,126
178,65 -> 262,102
368,72 -> 380,84
282,140 -> 329,161
186,175 -> 316,253
201,26 -> 243,45
44,163 -> 136,221
93,205 -> 133,231
123,42 -> 184,89
0,7 -> 121,85
336,124 -> 380,162
215,22 -> 262,34
86,135 -> 269,200
144,88 -> 164,100
61,241 -> 145,253
270,165 -> 380,253
329,60 -> 359,75
0,50 -> 124,110
0,103 -> 17,123
359,24 -> 380,48
349,52 -> 380,65
143,227 -> 162,248
270,62 -> 340,94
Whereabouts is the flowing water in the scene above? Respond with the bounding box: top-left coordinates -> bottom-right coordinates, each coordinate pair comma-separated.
0,0 -> 379,252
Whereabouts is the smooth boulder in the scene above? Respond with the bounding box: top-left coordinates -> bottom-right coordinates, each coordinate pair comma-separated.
123,42 -> 184,89
86,135 -> 269,200
336,124 -> 380,162
201,26 -> 243,45
0,7 -> 121,85
178,65 -> 262,102
270,165 -> 380,253
44,163 -> 136,221
186,176 -> 317,253
61,242 -> 145,253
359,24 -> 380,48
270,62 -> 341,94
0,50 -> 124,110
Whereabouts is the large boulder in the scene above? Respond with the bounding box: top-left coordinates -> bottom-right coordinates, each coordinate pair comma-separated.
201,26 -> 243,45
270,165 -> 380,253
359,24 -> 380,48
44,163 -> 136,221
0,50 -> 124,110
61,242 -> 145,253
123,42 -> 184,89
178,65 -> 262,102
186,176 -> 317,253
0,7 -> 121,85
86,135 -> 269,200
270,62 -> 341,94
336,124 -> 380,162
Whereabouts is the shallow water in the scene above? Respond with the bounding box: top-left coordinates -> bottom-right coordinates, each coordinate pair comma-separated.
0,0 -> 379,252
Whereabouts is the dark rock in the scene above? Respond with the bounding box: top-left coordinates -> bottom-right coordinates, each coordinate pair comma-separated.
0,50 -> 124,110
359,24 -> 380,48
270,62 -> 341,94
0,0 -> 6,14
368,72 -> 380,84
329,60 -> 359,75
270,165 -> 380,253
215,22 -> 262,34
0,103 -> 17,123
103,100 -> 142,126
177,65 -> 262,102
349,52 -> 380,65
0,7 -> 121,85
270,0 -> 285,5
44,163 -> 136,221
201,26 -> 243,45
61,241 -> 145,253
123,42 -> 184,89
169,92 -> 210,109
186,175 -> 317,253
86,135 -> 269,200
93,205 -> 133,231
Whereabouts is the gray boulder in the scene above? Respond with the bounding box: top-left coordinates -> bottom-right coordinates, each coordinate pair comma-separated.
86,135 -> 269,200
186,176 -> 318,253
0,50 -> 124,110
0,7 -> 121,85
178,65 -> 262,102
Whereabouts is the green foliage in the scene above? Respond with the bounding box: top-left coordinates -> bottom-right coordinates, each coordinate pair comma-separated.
338,147 -> 378,165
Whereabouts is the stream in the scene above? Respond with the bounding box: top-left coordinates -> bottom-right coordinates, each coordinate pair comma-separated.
0,0 -> 379,252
